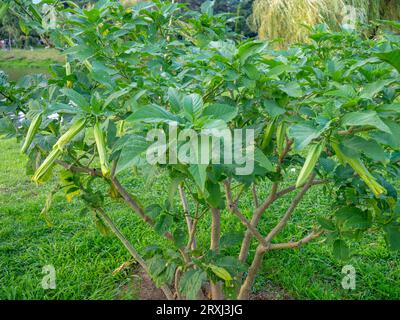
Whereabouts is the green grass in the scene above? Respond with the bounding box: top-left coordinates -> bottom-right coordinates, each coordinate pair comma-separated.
0,138 -> 399,300
0,49 -> 64,67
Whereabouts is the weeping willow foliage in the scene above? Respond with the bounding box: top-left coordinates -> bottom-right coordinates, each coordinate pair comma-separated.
249,0 -> 400,45
120,0 -> 142,7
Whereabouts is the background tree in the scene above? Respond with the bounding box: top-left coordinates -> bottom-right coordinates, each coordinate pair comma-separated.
249,0 -> 400,46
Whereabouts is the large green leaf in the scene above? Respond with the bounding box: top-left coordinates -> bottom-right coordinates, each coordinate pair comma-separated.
360,79 -> 395,100
289,123 -> 323,150
179,269 -> 207,300
254,148 -> 274,171
189,164 -> 208,193
0,117 -> 16,138
343,136 -> 387,162
209,264 -> 232,281
114,135 -> 149,174
376,49 -> 400,73
335,207 -> 371,230
202,103 -> 237,122
183,93 -> 203,120
369,119 -> 400,149
384,224 -> 400,251
61,88 -> 90,111
168,88 -> 184,113
342,111 -> 391,133
280,82 -> 303,97
236,40 -> 268,65
263,100 -> 285,117
333,239 -> 350,260
127,105 -> 179,124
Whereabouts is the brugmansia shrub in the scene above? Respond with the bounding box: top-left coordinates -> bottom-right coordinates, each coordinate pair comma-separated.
1,0 -> 400,300
249,0 -> 400,45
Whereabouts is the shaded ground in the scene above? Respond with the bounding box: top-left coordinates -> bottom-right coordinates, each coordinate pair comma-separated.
119,265 -> 293,300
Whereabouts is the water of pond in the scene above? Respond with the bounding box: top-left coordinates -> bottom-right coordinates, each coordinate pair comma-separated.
1,65 -> 49,81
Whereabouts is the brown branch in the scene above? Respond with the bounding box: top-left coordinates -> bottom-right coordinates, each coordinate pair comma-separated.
111,176 -> 191,263
233,184 -> 246,206
275,179 -> 330,199
95,207 -> 174,300
56,160 -> 191,264
238,173 -> 317,299
187,203 -> 199,251
239,182 -> 278,262
237,245 -> 266,300
268,230 -> 324,250
337,127 -> 374,136
56,160 -> 102,177
179,184 -> 196,250
264,173 -> 316,244
224,180 -> 268,249
252,183 -> 259,208
110,176 -> 151,224
210,208 -> 224,300
174,267 -> 182,300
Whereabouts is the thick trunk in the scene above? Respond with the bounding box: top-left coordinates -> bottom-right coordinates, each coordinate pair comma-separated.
237,245 -> 266,300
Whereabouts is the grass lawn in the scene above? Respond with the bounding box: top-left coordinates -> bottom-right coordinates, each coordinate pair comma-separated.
0,49 -> 64,67
0,138 -> 399,299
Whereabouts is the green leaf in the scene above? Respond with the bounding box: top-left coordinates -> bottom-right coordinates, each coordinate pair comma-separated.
236,40 -> 268,65
360,79 -> 395,100
317,217 -> 336,231
189,164 -> 208,193
145,204 -> 163,220
335,207 -> 370,230
64,44 -> 95,61
127,105 -> 179,124
104,87 -> 132,108
205,181 -> 224,209
384,224 -> 400,251
289,123 -> 323,150
18,19 -> 29,35
202,104 -> 237,122
179,269 -> 207,300
376,49 -> 400,73
167,177 -> 184,207
333,239 -> 350,260
154,214 -> 173,235
254,148 -> 274,171
263,100 -> 285,117
265,64 -> 295,78
147,255 -> 167,279
183,93 -> 203,120
0,3 -> 9,21
280,82 -> 303,97
168,87 -> 184,113
209,264 -> 232,281
343,136 -> 386,162
60,88 -> 90,110
369,119 -> 400,149
243,64 -> 261,80
173,227 -> 187,248
115,135 -> 149,174
200,0 -> 214,16
342,111 -> 391,134
0,117 -> 16,138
